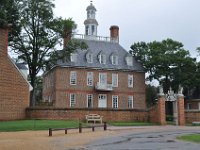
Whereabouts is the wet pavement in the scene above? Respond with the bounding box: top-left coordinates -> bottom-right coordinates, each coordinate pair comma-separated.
82,126 -> 200,150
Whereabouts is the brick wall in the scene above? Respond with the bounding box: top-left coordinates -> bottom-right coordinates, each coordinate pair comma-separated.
26,107 -> 148,122
43,67 -> 146,109
185,110 -> 200,123
0,27 -> 30,120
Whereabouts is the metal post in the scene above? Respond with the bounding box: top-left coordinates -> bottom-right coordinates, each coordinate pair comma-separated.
104,122 -> 107,131
49,128 -> 52,136
79,123 -> 82,133
65,129 -> 67,134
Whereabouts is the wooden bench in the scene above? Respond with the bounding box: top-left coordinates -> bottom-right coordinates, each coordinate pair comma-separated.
86,114 -> 103,124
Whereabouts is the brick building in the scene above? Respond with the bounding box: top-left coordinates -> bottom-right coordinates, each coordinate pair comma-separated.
0,25 -> 32,120
43,2 -> 146,110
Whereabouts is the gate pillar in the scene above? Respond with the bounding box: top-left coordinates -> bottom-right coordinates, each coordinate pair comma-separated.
157,94 -> 166,125
177,94 -> 185,125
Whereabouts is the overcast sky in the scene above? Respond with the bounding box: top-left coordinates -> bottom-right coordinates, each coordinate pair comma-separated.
54,0 -> 200,58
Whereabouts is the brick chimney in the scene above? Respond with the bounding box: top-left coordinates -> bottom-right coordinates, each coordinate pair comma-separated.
63,30 -> 72,49
110,25 -> 119,43
0,25 -> 10,56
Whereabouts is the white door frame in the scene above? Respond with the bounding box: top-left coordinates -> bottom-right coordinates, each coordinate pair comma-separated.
98,94 -> 107,108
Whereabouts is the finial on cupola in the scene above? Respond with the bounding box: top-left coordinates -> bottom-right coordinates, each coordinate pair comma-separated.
90,0 -> 93,5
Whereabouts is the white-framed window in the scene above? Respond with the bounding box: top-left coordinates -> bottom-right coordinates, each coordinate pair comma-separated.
70,71 -> 77,85
126,56 -> 133,66
70,53 -> 77,62
187,103 -> 191,110
112,73 -> 118,87
87,72 -> 93,86
111,55 -> 118,65
86,52 -> 93,63
128,96 -> 133,108
112,95 -> 118,108
99,53 -> 106,64
99,73 -> 107,85
128,74 -> 133,88
70,93 -> 76,107
87,94 -> 93,108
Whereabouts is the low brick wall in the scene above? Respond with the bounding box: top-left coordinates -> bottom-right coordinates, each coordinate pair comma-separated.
26,107 -> 148,122
185,110 -> 200,123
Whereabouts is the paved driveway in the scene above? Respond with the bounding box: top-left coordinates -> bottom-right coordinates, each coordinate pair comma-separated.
84,126 -> 200,150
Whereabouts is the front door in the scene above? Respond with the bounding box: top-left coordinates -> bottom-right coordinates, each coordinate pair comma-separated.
98,94 -> 107,108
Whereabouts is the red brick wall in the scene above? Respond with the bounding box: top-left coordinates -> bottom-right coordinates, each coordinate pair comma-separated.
43,67 -> 146,109
185,100 -> 200,110
0,27 -> 30,120
26,107 -> 148,122
185,110 -> 200,123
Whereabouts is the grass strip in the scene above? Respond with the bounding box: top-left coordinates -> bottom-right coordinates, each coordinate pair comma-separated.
177,134 -> 200,143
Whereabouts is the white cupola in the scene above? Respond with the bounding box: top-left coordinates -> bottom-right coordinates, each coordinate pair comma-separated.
84,1 -> 98,37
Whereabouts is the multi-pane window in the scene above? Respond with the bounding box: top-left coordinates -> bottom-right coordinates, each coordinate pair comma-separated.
70,53 -> 77,62
128,74 -> 133,88
126,56 -> 133,66
70,71 -> 77,85
111,55 -> 118,65
112,95 -> 118,108
112,73 -> 118,87
87,53 -> 93,63
99,53 -> 106,64
187,103 -> 191,110
99,73 -> 107,85
87,72 -> 93,86
128,96 -> 133,108
70,94 -> 76,107
87,94 -> 93,108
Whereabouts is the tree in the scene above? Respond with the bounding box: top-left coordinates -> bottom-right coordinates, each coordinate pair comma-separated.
0,0 -> 21,41
9,0 -> 87,106
130,38 -> 196,93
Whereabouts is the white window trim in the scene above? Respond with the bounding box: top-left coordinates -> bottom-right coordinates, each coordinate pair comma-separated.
70,93 -> 76,107
126,56 -> 133,66
86,53 -> 93,63
128,74 -> 133,88
112,95 -> 118,108
70,53 -> 77,62
70,71 -> 77,85
111,55 -> 118,65
99,73 -> 107,85
87,94 -> 93,108
99,53 -> 106,64
187,103 -> 191,110
87,72 -> 93,86
112,73 -> 118,87
128,96 -> 133,108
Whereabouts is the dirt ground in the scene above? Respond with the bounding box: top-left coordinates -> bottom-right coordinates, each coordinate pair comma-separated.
0,127 -> 121,150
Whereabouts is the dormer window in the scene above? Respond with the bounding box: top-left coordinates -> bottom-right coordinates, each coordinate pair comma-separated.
125,56 -> 133,66
98,52 -> 106,64
110,53 -> 118,65
70,53 -> 77,62
86,52 -> 93,63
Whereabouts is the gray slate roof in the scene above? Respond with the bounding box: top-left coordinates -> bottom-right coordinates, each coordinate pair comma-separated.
15,63 -> 28,70
56,40 -> 144,72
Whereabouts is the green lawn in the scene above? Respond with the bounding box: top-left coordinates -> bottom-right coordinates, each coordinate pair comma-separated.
177,134 -> 200,143
0,120 -> 80,132
108,121 -> 156,126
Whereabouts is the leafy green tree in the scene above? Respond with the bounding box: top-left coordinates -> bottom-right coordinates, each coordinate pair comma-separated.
9,0 -> 87,106
146,84 -> 157,107
0,0 -> 21,41
130,38 -> 196,93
